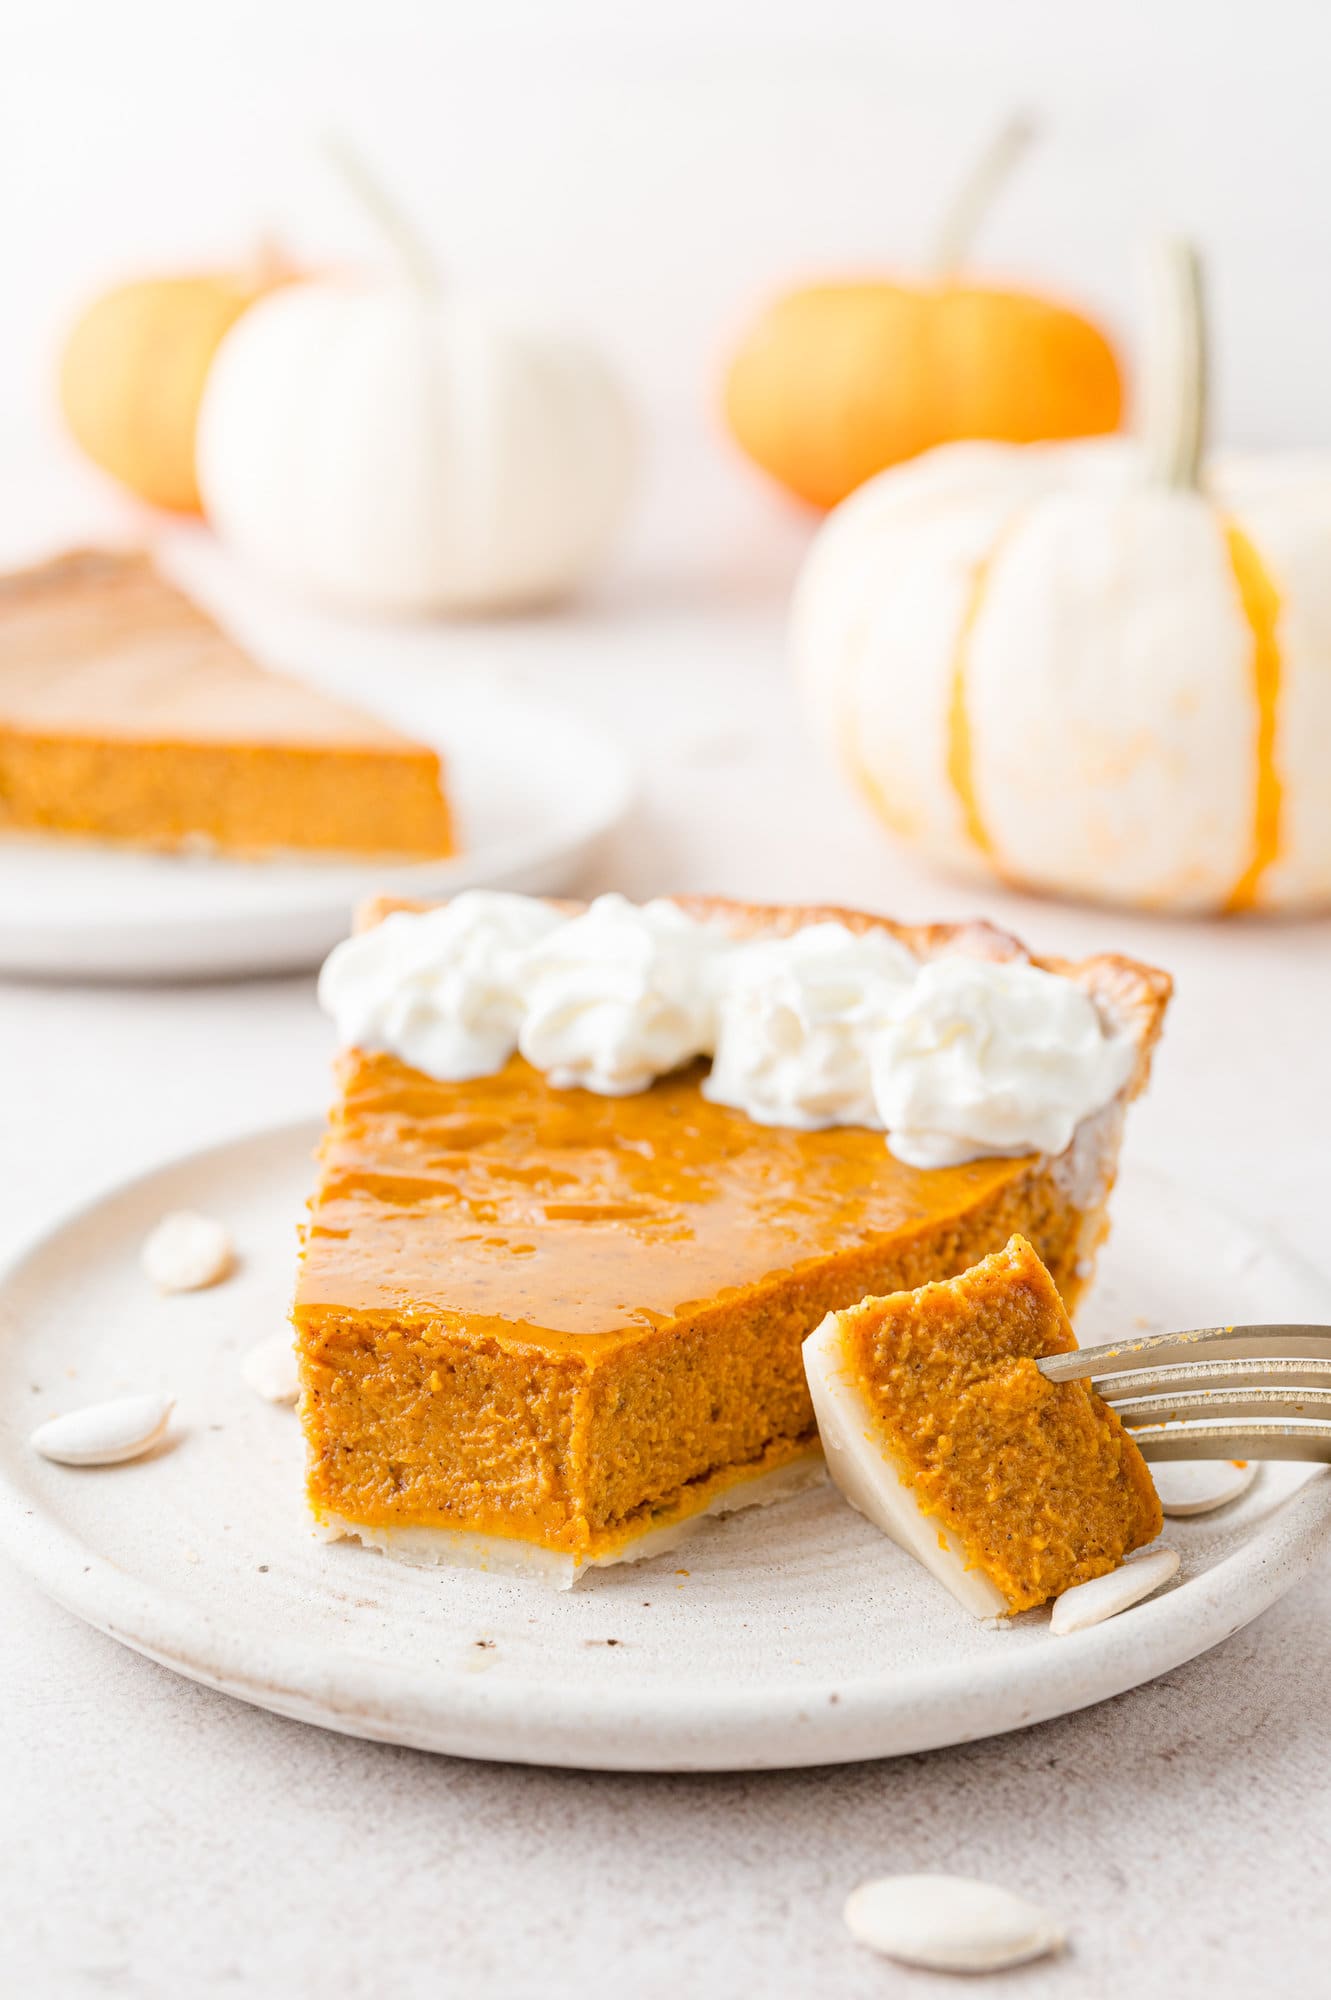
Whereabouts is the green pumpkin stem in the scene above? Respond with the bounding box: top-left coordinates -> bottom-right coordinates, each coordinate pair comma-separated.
322,133 -> 440,298
933,114 -> 1037,282
1142,239 -> 1206,488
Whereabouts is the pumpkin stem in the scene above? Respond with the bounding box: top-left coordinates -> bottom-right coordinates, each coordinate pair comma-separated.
1141,238 -> 1206,489
322,133 -> 440,297
932,114 -> 1037,281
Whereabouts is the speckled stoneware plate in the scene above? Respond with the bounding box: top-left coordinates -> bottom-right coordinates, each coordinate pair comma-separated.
0,689 -> 633,981
0,1122 -> 1328,1772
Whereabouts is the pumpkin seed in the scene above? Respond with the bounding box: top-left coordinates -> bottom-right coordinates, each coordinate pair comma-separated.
1151,1460 -> 1255,1516
31,1393 -> 174,1467
142,1210 -> 234,1292
844,1872 -> 1065,1972
241,1335 -> 300,1405
1050,1547 -> 1179,1636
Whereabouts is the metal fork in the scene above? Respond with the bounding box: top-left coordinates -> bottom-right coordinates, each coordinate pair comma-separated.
1037,1324 -> 1331,1462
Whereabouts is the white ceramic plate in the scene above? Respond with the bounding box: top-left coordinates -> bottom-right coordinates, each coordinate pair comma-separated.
0,1124 -> 1327,1772
0,689 -> 634,981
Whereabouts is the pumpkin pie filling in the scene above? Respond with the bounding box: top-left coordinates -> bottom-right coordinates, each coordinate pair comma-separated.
294,895 -> 1171,1583
0,549 -> 455,857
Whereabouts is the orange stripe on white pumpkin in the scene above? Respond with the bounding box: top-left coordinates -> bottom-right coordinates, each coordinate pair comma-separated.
847,732 -> 919,838
945,515 -> 1027,864
840,605 -> 920,839
1222,519 -> 1284,912
800,468 -> 1012,847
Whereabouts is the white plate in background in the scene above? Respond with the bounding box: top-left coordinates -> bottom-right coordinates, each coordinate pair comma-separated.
0,1135 -> 1326,1772
0,687 -> 634,980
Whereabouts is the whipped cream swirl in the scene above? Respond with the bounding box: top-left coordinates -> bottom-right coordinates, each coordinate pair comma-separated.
870,955 -> 1137,1169
319,892 -> 1136,1165
704,922 -> 916,1129
317,889 -> 564,1081
516,893 -> 725,1094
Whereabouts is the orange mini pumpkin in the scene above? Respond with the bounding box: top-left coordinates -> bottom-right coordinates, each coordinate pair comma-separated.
59,262 -> 287,513
725,120 -> 1123,511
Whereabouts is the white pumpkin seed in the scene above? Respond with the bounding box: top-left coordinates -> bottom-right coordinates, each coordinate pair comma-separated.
844,1873 -> 1065,1972
1151,1459 -> 1256,1517
241,1335 -> 301,1405
31,1393 -> 174,1467
1050,1547 -> 1180,1636
142,1210 -> 233,1293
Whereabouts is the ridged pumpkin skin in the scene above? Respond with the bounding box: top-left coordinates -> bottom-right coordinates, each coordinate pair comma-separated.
726,282 -> 1123,511
196,283 -> 635,615
59,274 -> 279,513
792,438 -> 1331,914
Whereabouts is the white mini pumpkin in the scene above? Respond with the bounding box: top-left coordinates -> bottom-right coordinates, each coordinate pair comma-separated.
793,244 -> 1331,914
197,281 -> 633,615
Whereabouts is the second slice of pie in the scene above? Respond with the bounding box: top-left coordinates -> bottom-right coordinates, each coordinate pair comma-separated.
0,549 -> 455,858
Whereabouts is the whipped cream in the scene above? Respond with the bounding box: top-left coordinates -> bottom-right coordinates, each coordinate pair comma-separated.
317,890 -> 564,1081
870,956 -> 1136,1169
319,892 -> 1136,1165
516,893 -> 725,1094
704,922 -> 917,1129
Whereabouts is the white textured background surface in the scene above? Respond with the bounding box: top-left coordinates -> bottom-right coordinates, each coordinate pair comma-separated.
3,3 -> 1331,1994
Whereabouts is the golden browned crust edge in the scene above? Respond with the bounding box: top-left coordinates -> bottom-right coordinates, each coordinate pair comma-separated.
354,892 -> 1172,1103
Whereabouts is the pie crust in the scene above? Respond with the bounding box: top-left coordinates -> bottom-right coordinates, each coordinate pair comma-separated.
294,896 -> 1170,1583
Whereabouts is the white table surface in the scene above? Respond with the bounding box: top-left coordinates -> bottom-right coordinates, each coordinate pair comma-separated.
4,569 -> 1331,1999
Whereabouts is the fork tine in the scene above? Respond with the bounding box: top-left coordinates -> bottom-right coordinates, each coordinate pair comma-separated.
1113,1386 -> 1331,1428
1132,1421 -> 1331,1464
1037,1324 -> 1331,1385
1094,1357 -> 1331,1404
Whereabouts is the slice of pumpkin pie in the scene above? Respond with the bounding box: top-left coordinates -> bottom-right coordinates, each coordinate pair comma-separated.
0,549 -> 454,857
293,892 -> 1170,1585
803,1234 -> 1163,1616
